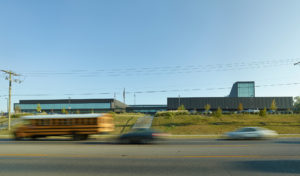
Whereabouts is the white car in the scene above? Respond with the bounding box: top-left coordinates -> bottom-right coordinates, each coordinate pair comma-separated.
225,127 -> 278,139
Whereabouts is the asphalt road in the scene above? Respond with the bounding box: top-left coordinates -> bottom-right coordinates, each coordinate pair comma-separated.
0,138 -> 299,176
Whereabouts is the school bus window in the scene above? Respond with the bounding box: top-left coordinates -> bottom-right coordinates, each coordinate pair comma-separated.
67,119 -> 72,125
84,119 -> 88,125
44,119 -> 49,126
30,120 -> 36,126
56,119 -> 60,125
76,119 -> 81,125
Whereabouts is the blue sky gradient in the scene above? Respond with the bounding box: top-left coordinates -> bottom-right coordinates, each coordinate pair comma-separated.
1,0 -> 300,111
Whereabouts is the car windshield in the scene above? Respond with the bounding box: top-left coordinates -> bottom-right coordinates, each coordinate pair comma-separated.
236,128 -> 257,132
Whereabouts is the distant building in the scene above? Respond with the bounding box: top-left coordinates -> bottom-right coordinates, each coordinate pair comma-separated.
14,99 -> 167,114
126,105 -> 167,114
13,81 -> 294,114
167,97 -> 293,111
168,81 -> 293,111
229,81 -> 255,97
14,99 -> 127,113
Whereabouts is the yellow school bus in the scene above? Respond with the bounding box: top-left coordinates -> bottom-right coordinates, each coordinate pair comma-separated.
13,113 -> 114,140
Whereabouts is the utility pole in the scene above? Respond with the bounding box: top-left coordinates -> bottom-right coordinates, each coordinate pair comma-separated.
134,92 -> 136,105
1,70 -> 21,131
123,88 -> 126,104
178,94 -> 181,108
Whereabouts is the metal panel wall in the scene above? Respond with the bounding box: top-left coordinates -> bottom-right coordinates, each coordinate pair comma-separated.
168,97 -> 293,110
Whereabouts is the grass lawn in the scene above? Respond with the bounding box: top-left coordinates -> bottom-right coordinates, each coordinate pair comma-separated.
111,113 -> 144,134
1,113 -> 299,136
152,114 -> 300,135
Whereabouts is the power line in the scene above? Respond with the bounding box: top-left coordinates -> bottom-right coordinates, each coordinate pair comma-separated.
20,58 -> 298,77
2,81 -> 300,98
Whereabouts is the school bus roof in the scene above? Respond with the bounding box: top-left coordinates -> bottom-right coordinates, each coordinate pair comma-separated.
21,113 -> 106,119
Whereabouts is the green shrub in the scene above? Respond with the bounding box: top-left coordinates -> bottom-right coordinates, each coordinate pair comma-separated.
175,110 -> 190,115
213,107 -> 222,118
177,104 -> 186,110
259,108 -> 267,117
155,110 -> 189,117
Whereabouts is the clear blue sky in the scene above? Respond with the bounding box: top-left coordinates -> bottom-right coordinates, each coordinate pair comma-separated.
1,0 -> 300,112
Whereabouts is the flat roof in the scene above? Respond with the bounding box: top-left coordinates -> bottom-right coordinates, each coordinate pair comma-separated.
19,99 -> 116,104
21,113 -> 105,119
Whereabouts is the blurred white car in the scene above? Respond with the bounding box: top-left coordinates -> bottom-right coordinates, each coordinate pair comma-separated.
224,127 -> 278,139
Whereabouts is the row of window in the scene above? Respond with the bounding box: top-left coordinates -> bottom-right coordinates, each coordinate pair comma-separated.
16,103 -> 111,110
31,118 -> 98,126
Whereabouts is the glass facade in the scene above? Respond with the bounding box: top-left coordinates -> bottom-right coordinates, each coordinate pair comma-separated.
229,81 -> 255,97
17,103 -> 111,110
126,105 -> 168,114
237,82 -> 255,97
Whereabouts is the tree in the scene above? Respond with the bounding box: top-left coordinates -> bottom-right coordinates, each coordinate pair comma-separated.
259,108 -> 267,117
204,104 -> 211,114
61,107 -> 66,114
36,104 -> 42,113
177,104 -> 186,110
214,107 -> 222,118
294,96 -> 300,113
14,105 -> 21,113
270,99 -> 277,111
238,103 -> 243,112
